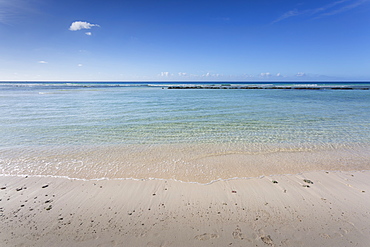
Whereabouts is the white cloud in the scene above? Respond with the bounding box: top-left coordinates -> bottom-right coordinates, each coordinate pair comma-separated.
77,64 -> 83,67
160,72 -> 169,77
260,72 -> 272,77
85,32 -> 92,36
296,72 -> 306,77
200,72 -> 222,78
38,60 -> 48,64
69,21 -> 100,31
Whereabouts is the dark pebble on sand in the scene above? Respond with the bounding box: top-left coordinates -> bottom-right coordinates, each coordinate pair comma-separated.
42,185 -> 49,188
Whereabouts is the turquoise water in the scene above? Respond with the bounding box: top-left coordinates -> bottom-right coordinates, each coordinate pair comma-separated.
0,82 -> 369,181
1,82 -> 369,146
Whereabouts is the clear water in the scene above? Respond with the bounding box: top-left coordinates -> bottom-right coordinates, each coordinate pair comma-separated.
1,82 -> 369,181
1,82 -> 369,146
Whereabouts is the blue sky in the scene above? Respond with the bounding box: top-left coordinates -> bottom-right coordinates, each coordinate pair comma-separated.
0,0 -> 369,81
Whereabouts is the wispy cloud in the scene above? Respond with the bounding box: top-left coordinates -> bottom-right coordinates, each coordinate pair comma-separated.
69,21 -> 100,31
0,0 -> 38,25
310,0 -> 350,15
317,0 -> 368,17
272,0 -> 368,23
38,60 -> 48,64
0,9 -> 13,25
271,9 -> 301,24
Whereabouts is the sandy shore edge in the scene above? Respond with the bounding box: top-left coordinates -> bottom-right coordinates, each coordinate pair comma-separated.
1,170 -> 370,247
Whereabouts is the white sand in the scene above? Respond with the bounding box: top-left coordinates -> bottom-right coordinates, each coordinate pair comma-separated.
1,170 -> 370,246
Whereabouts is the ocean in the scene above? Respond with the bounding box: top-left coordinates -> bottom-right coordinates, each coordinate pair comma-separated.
1,82 -> 369,183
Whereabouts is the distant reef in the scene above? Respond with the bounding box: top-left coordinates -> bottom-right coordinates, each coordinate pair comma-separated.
167,85 -> 370,90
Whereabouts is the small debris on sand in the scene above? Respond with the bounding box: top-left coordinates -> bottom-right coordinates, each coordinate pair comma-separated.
42,185 -> 49,188
261,235 -> 274,246
303,179 -> 313,184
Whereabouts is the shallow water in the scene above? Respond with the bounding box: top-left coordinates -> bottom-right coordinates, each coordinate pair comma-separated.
1,82 -> 369,182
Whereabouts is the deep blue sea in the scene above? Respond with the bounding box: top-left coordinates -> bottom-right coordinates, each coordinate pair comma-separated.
1,82 -> 369,182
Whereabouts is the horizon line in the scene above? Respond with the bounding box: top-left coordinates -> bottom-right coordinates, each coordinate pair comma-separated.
1,80 -> 370,83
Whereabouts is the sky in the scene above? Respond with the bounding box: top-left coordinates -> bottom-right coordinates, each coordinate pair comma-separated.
0,0 -> 369,81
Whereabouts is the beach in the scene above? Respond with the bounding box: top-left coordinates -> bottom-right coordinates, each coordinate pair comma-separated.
1,170 -> 370,247
1,82 -> 370,246
2,0 -> 370,243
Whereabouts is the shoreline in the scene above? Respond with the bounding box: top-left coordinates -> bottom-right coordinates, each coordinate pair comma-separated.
1,168 -> 369,185
2,143 -> 369,183
1,170 -> 370,246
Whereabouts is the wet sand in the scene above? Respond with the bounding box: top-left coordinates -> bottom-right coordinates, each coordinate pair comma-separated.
1,143 -> 369,183
1,170 -> 370,246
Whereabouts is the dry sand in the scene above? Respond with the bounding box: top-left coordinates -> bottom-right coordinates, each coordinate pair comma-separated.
1,170 -> 370,247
